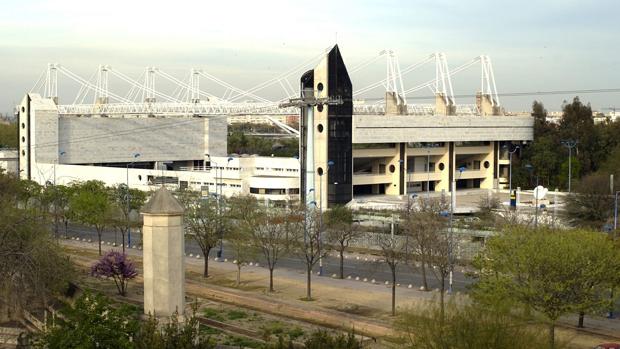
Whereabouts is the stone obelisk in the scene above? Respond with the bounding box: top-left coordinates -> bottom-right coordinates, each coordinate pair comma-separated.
141,186 -> 185,318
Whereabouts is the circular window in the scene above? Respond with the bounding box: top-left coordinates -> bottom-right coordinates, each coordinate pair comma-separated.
21,150 -> 25,156
21,123 -> 25,129
438,163 -> 445,171
138,175 -> 142,181
317,82 -> 324,92
389,164 -> 396,173
21,106 -> 25,112
484,161 -> 490,169
317,167 -> 324,176
317,104 -> 324,112
21,136 -> 25,142
317,124 -> 324,133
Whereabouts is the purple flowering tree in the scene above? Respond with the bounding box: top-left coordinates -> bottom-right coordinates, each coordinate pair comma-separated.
91,251 -> 138,296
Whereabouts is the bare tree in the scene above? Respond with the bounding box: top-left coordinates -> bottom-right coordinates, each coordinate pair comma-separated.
376,231 -> 408,316
227,195 -> 259,287
325,205 -> 360,279
402,198 -> 448,291
180,191 -> 223,278
249,208 -> 290,292
289,204 -> 328,301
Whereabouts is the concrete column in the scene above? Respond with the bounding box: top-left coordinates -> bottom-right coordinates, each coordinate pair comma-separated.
476,92 -> 502,116
435,93 -> 455,116
141,187 -> 186,319
385,92 -> 406,115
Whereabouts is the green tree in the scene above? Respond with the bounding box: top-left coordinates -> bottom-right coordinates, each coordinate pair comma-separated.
395,301 -> 549,349
37,291 -> 139,349
472,226 -> 620,348
226,194 -> 259,286
249,208 -> 290,292
303,329 -> 361,349
0,187 -> 73,322
69,180 -> 112,255
109,184 -> 146,253
0,121 -> 17,148
564,173 -> 615,229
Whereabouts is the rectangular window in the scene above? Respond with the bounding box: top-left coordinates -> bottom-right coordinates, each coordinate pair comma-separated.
474,161 -> 481,170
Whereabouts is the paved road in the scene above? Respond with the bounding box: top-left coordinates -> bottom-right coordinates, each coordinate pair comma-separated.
63,224 -> 473,291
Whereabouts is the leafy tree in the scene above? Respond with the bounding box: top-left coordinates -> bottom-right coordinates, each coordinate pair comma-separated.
109,184 -> 146,253
91,250 -> 138,296
564,173 -> 615,229
69,180 -> 112,255
249,207 -> 290,292
472,226 -> 620,348
325,205 -> 359,279
303,329 -> 362,349
395,301 -> 549,349
0,121 -> 17,148
134,306 -> 215,349
0,191 -> 73,322
558,97 -> 598,175
37,291 -> 140,349
180,191 -> 224,277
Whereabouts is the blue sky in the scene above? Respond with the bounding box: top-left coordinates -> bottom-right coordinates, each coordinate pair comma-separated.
1,0 -> 619,113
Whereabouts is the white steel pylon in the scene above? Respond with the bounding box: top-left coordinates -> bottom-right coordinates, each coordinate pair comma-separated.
480,55 -> 500,106
143,67 -> 156,102
94,65 -> 110,103
190,68 -> 200,103
44,63 -> 58,101
384,50 -> 407,105
434,52 -> 456,105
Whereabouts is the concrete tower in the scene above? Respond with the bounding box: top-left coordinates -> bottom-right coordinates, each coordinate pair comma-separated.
141,187 -> 185,318
299,45 -> 353,210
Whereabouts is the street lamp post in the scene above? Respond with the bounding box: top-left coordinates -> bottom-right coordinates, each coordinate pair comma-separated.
561,140 -> 578,193
206,155 -> 234,260
614,191 -> 619,233
317,160 -> 334,276
502,144 -> 519,195
525,164 -> 540,228
448,166 -> 466,294
52,151 -> 66,240
126,153 -> 140,251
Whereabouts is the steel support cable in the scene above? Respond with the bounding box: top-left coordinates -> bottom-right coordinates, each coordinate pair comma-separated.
198,71 -> 271,103
57,66 -> 133,104
109,69 -> 180,103
402,57 -> 480,96
227,50 -> 326,101
157,69 -> 218,101
353,55 -> 435,97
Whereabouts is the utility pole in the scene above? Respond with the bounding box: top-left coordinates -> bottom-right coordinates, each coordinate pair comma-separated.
561,140 -> 577,193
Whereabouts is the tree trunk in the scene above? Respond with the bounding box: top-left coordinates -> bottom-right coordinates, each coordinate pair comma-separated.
121,231 -> 126,254
236,265 -> 241,287
339,249 -> 344,279
548,323 -> 555,349
97,230 -> 102,255
203,256 -> 209,278
64,220 -> 68,236
440,276 -> 446,323
306,265 -> 312,301
421,260 -> 428,291
391,267 -> 396,316
578,312 -> 585,328
269,268 -> 274,292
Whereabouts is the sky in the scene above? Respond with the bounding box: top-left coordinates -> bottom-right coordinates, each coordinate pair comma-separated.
1,0 -> 619,114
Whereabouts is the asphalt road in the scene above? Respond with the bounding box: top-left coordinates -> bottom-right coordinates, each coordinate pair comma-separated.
62,224 -> 473,292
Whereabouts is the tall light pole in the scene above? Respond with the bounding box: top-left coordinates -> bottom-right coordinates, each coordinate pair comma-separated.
126,153 -> 140,251
317,160 -> 334,276
206,154 -> 234,260
53,151 -> 66,240
614,190 -> 619,233
502,144 -> 519,195
448,166 -> 465,294
525,164 -> 540,228
561,140 -> 577,193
